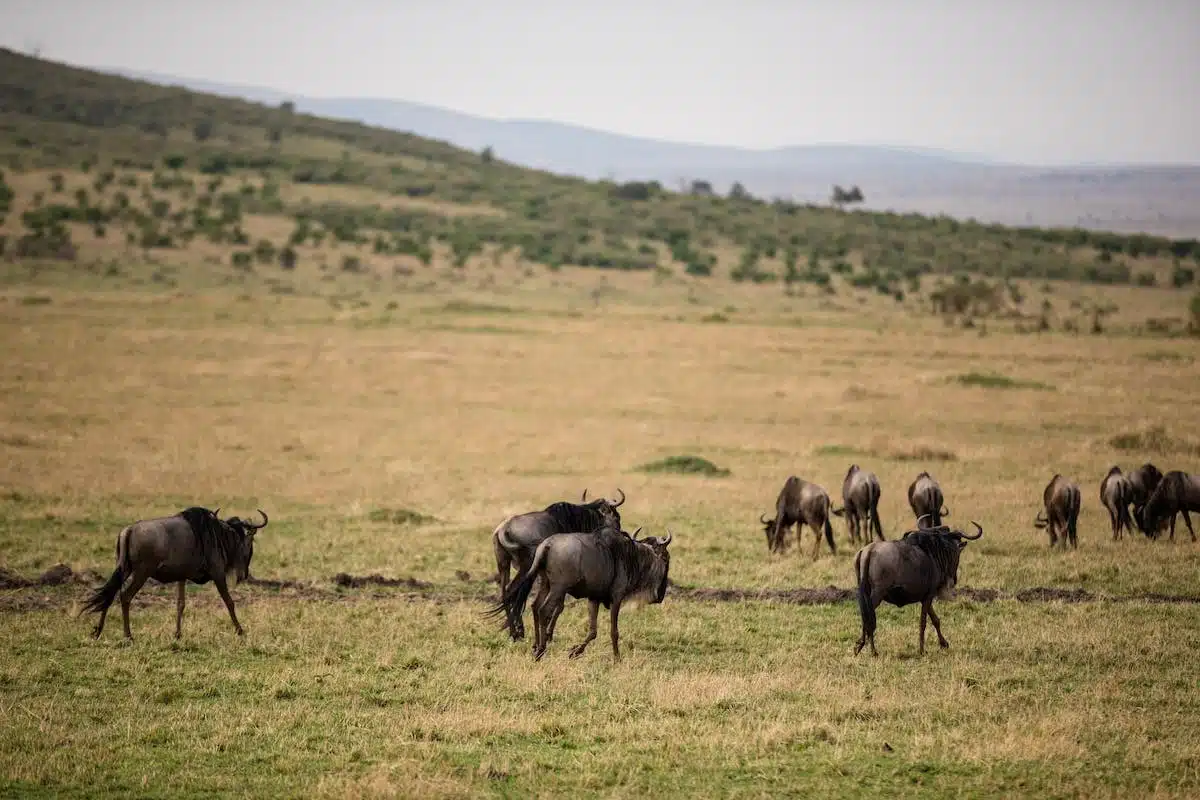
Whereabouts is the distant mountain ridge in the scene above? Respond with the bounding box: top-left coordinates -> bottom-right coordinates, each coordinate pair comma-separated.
95,66 -> 1200,237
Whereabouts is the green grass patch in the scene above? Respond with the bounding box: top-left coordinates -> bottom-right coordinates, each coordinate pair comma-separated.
636,455 -> 731,477
953,372 -> 1052,391
366,507 -> 436,526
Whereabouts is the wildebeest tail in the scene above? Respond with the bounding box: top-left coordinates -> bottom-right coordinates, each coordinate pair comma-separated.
81,527 -> 130,615
855,548 -> 876,638
484,541 -> 547,631
823,514 -> 836,554
1068,486 -> 1081,542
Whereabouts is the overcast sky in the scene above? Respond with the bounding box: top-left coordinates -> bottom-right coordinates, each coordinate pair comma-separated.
3,0 -> 1198,165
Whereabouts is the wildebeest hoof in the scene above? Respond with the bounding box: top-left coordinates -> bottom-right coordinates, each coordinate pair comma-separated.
939,640 -> 950,649
235,627 -> 245,636
91,627 -> 102,639
568,646 -> 586,659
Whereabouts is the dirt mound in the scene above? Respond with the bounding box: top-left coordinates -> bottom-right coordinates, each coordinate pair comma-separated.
0,563 -> 102,589
331,573 -> 433,590
1014,587 -> 1095,603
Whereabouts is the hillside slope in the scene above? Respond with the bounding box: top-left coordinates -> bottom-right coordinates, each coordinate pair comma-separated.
1,47 -> 1198,334
103,66 -> 1200,236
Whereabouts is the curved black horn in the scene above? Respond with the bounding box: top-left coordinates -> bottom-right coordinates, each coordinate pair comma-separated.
941,505 -> 951,517
581,488 -> 588,502
760,513 -> 770,525
248,508 -> 269,530
961,521 -> 983,540
613,488 -> 625,508
915,513 -> 931,528
661,528 -> 673,547
631,526 -> 642,541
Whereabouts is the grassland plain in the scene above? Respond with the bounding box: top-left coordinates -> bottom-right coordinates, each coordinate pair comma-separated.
2,47 -> 1200,799
3,270 -> 1200,799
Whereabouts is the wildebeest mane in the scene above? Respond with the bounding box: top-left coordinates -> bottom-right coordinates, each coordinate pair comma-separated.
899,529 -> 962,586
602,529 -> 667,595
179,506 -> 243,570
542,501 -> 613,534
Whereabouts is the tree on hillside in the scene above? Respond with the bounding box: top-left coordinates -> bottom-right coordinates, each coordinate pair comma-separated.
690,180 -> 714,196
831,185 -> 865,207
728,182 -> 750,201
192,118 -> 214,142
481,146 -> 494,165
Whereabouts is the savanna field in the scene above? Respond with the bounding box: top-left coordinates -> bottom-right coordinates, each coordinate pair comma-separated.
3,49 -> 1200,798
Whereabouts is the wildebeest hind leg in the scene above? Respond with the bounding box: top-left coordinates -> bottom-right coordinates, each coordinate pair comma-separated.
174,581 -> 186,640
539,593 -> 567,661
569,601 -> 600,659
918,603 -> 928,655
212,575 -> 245,636
809,525 -> 822,561
926,601 -> 949,649
119,570 -> 150,641
530,582 -> 550,657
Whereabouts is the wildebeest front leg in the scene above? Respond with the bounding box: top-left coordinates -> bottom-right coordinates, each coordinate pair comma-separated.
608,601 -> 623,662
174,581 -> 186,640
212,574 -> 245,636
925,601 -> 949,649
569,601 -> 600,659
918,603 -> 928,655
1181,511 -> 1196,542
118,569 -> 151,641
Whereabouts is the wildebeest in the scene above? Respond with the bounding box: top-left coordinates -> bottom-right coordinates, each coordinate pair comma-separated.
1141,471 -> 1200,542
1128,463 -> 1165,536
853,520 -> 983,656
488,526 -> 673,662
832,464 -> 884,545
490,488 -> 626,640
760,476 -> 836,559
82,507 -> 268,641
1035,474 -> 1081,549
1099,466 -> 1135,540
907,471 -> 950,528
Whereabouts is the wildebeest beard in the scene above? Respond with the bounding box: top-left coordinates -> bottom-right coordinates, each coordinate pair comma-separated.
178,506 -> 245,583
541,501 -> 620,535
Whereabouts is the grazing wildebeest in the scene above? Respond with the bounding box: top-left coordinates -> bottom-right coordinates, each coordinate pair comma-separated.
82,507 -> 267,641
907,471 -> 950,528
760,476 -> 836,559
853,520 -> 983,657
832,464 -> 884,545
491,489 -> 626,640
1035,474 -> 1082,549
1128,463 -> 1164,536
1099,466 -> 1135,540
488,526 -> 673,662
1141,471 -> 1200,542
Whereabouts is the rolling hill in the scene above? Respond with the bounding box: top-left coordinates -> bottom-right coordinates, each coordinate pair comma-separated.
1,45 -> 1198,339
104,66 -> 1200,237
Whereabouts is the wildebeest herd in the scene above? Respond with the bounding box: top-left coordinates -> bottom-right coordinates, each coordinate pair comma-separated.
80,460 -> 1199,661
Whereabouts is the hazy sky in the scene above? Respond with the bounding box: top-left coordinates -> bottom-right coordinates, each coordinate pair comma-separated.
3,0 -> 1198,165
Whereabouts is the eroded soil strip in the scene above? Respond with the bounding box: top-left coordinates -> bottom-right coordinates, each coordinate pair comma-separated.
4,565 -> 1200,610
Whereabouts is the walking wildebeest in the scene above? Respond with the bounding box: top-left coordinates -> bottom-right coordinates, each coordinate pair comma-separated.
1141,471 -> 1200,542
760,476 -> 836,559
907,471 -> 950,528
82,507 -> 268,641
491,489 -> 626,640
1035,474 -> 1081,549
832,464 -> 884,545
488,526 -> 673,662
1128,463 -> 1165,536
853,520 -> 983,657
1100,466 -> 1135,540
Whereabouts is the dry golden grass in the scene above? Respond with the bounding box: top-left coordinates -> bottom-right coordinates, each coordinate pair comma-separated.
2,206 -> 1200,796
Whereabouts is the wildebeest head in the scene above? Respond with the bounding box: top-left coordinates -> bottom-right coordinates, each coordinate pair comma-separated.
902,520 -> 983,598
632,527 -> 674,604
221,509 -> 268,581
